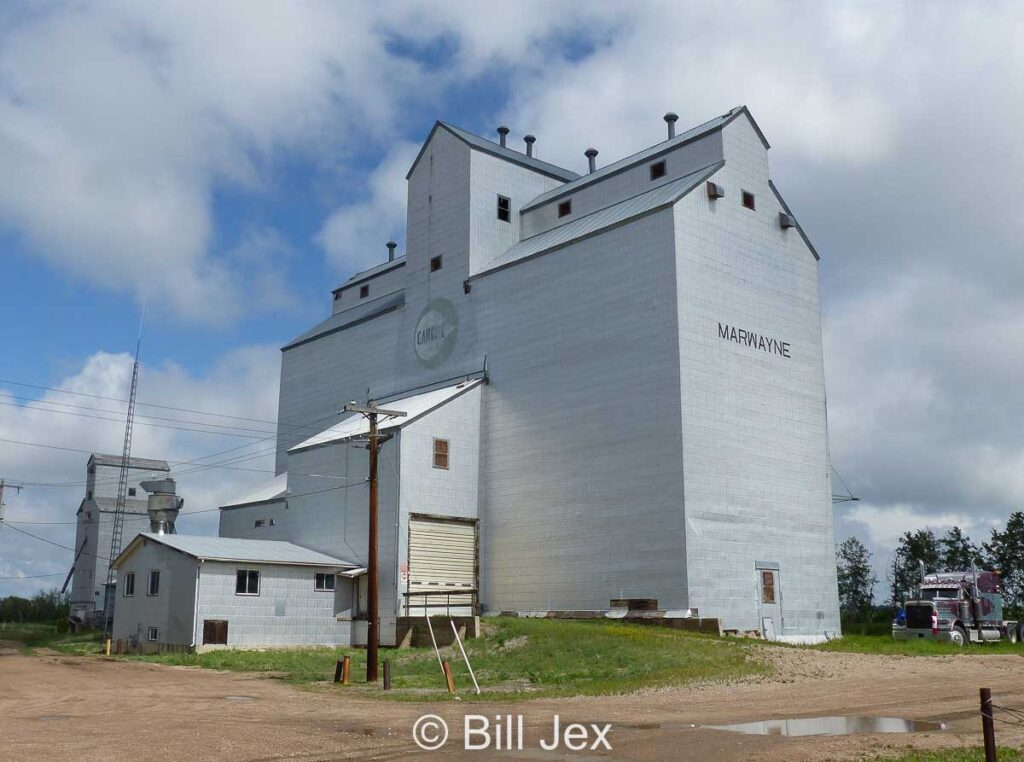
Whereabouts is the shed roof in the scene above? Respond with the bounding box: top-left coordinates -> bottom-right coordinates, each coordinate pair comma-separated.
289,378 -> 483,453
220,473 -> 288,509
89,453 -> 170,471
282,289 -> 405,351
113,533 -> 357,568
406,122 -> 580,182
476,161 -> 724,277
519,106 -> 763,213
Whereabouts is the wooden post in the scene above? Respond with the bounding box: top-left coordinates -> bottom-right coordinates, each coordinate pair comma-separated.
334,659 -> 344,683
980,687 -> 997,762
442,660 -> 455,694
104,638 -> 111,656
367,411 -> 379,683
383,660 -> 391,690
342,656 -> 350,685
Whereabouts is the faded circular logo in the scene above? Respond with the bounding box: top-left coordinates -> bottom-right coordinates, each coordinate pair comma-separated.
414,298 -> 458,368
412,714 -> 449,751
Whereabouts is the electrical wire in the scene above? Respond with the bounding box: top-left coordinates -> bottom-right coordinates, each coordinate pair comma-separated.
0,572 -> 65,580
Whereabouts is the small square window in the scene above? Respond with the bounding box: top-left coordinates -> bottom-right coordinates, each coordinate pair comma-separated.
497,195 -> 511,223
254,519 -> 265,528
236,569 -> 260,596
359,284 -> 369,299
123,572 -> 135,597
315,572 -> 335,592
147,570 -> 160,596
147,627 -> 158,642
557,200 -> 572,218
430,255 -> 443,272
128,487 -> 136,497
742,191 -> 756,210
649,160 -> 666,181
433,438 -> 449,470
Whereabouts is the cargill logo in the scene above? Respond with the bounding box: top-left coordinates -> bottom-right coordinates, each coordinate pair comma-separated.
414,298 -> 458,368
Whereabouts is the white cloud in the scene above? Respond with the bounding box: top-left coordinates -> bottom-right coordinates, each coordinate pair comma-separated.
318,142 -> 420,273
0,347 -> 282,596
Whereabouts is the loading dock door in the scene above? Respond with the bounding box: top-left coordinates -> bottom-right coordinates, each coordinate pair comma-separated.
202,619 -> 228,645
407,516 -> 477,616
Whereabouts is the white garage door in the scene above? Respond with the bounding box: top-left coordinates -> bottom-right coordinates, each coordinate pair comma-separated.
408,516 -> 477,614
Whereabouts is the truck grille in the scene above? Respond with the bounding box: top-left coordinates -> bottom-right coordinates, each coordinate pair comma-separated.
906,604 -> 933,629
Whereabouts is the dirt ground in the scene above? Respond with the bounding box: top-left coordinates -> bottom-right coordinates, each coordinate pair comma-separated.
2,640 -> 1023,761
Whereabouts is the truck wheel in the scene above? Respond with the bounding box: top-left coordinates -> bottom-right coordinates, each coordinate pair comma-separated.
1010,625 -> 1020,644
1017,623 -> 1024,644
951,625 -> 968,647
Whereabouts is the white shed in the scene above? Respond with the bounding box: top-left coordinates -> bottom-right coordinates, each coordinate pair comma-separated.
110,533 -> 358,651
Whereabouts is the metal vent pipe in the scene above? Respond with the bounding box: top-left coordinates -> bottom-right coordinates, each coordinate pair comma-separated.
524,134 -> 536,157
585,148 -> 598,173
664,112 -> 679,139
497,126 -> 509,147
386,241 -> 397,262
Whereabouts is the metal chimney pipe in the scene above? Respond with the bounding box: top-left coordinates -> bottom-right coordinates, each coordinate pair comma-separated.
664,112 -> 679,139
524,134 -> 536,157
585,148 -> 598,174
386,241 -> 397,262
497,126 -> 510,147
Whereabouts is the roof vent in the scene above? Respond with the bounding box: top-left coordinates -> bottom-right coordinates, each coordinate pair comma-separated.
706,181 -> 724,200
140,478 -> 183,536
386,241 -> 397,261
779,212 -> 796,229
497,126 -> 510,148
664,112 -> 679,139
585,148 -> 599,174
524,134 -> 536,158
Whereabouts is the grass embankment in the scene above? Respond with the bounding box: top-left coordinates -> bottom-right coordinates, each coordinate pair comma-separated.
121,617 -> 768,700
0,622 -> 100,654
811,634 -> 1024,657
868,750 -> 1022,762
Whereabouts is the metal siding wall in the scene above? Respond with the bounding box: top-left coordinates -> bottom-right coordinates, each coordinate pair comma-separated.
111,541 -> 197,646
521,131 -> 723,239
196,561 -> 350,647
674,114 -> 840,638
471,211 -> 689,612
218,499 -> 288,539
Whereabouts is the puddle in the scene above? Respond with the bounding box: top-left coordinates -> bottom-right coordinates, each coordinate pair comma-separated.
705,716 -> 946,737
223,695 -> 257,702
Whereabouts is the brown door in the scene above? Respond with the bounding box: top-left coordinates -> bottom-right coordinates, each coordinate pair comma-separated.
203,619 -> 228,645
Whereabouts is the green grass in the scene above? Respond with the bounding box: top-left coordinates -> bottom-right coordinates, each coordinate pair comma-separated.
0,622 -> 102,654
861,749 -> 1022,761
809,634 -> 1024,657
120,617 -> 769,700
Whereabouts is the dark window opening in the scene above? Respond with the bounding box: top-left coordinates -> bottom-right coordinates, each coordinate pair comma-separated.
147,627 -> 158,642
147,570 -> 160,596
430,255 -> 443,272
742,190 -> 756,210
761,570 -> 775,604
649,160 -> 667,180
128,487 -> 136,497
236,569 -> 260,596
557,200 -> 572,218
359,284 -> 369,299
87,491 -> 92,500
123,572 -> 135,597
315,573 -> 335,592
254,519 -> 265,528
433,438 -> 449,470
497,195 -> 511,222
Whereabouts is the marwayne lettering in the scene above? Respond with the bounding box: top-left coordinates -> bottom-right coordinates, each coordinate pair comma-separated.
718,322 -> 791,358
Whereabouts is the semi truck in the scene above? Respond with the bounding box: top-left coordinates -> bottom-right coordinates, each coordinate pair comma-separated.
893,569 -> 1022,647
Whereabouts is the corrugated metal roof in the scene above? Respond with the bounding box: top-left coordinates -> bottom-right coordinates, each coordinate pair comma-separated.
117,533 -> 357,567
406,122 -> 580,183
220,473 -> 288,509
89,453 -> 170,470
479,162 -> 724,275
335,256 -> 406,292
519,107 -> 754,213
290,378 -> 483,453
282,289 -> 405,350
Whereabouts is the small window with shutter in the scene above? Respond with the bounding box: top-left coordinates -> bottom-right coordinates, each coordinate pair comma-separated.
433,438 -> 449,470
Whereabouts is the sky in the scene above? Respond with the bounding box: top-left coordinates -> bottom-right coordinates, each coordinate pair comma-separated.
1,1 -> 1023,600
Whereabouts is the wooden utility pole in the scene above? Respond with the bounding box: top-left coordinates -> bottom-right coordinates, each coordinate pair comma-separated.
343,401 -> 406,683
0,479 -> 24,523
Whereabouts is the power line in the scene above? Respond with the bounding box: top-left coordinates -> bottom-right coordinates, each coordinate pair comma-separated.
0,572 -> 65,580
0,521 -> 106,559
0,400 -> 270,439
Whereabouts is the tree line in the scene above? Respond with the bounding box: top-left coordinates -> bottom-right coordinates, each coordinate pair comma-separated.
837,511 -> 1024,619
0,588 -> 70,623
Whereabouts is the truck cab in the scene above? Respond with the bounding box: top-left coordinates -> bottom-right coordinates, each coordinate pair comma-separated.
894,570 -> 1021,647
